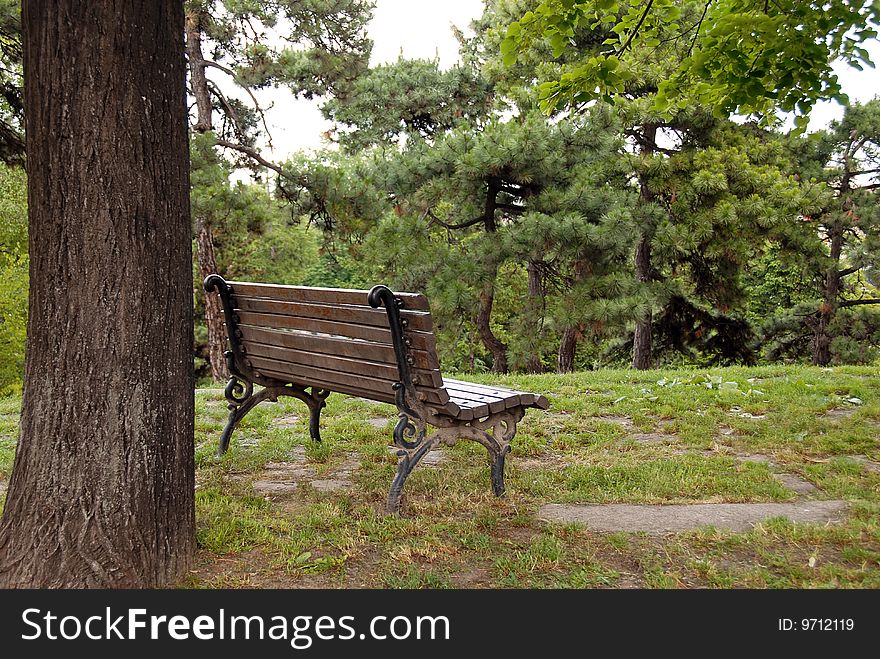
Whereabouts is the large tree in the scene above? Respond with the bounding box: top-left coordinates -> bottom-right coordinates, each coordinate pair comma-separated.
0,1 -> 194,587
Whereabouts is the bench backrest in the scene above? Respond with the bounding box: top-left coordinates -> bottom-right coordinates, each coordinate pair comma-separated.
221,280 -> 452,409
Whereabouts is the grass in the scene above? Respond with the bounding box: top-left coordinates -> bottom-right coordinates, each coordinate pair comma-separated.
0,364 -> 878,588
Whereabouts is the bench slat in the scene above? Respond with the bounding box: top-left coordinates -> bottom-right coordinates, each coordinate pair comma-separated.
248,356 -> 450,406
228,281 -> 431,312
244,341 -> 444,388
443,378 -> 549,410
234,296 -> 433,332
235,311 -> 438,351
239,325 -> 440,371
442,383 -> 508,413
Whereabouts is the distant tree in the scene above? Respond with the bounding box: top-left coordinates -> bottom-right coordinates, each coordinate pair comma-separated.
777,100 -> 880,365
0,1 -> 193,587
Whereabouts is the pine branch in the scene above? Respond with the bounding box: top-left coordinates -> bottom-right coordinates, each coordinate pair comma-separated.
839,298 -> 880,307
427,210 -> 486,230
214,139 -> 291,181
838,265 -> 861,278
203,59 -> 274,148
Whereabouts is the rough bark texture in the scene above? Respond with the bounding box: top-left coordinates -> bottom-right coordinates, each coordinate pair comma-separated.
0,0 -> 194,587
186,9 -> 228,381
632,124 -> 658,371
632,235 -> 654,370
196,216 -> 228,381
477,281 -> 509,374
557,328 -> 578,373
473,177 -> 508,373
813,222 -> 844,366
557,259 -> 590,373
524,259 -> 545,373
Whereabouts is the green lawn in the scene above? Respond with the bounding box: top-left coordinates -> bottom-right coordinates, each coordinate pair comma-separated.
1,365 -> 878,588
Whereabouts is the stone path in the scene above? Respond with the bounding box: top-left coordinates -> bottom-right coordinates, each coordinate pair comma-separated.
0,480 -> 7,496
386,445 -> 448,468
538,501 -> 847,534
530,413 -> 844,533
272,414 -> 301,429
252,447 -> 359,496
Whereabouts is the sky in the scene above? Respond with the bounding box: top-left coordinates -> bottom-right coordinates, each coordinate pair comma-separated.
245,0 -> 880,164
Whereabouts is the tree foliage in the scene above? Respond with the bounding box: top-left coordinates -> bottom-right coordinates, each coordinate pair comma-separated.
502,0 -> 879,130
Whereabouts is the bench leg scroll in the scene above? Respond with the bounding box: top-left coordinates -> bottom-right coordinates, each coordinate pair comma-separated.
217,376 -> 331,456
385,406 -> 526,513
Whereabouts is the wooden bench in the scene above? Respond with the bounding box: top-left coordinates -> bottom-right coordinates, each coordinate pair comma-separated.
203,275 -> 549,512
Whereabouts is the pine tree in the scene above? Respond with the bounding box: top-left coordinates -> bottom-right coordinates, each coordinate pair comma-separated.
773,100 -> 880,365
184,0 -> 372,380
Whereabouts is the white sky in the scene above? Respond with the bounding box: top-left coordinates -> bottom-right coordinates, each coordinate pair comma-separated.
242,0 -> 880,164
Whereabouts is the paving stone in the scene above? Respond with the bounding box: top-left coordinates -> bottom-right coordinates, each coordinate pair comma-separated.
773,473 -> 818,495
845,455 -> 880,473
537,500 -> 847,534
310,479 -> 353,493
386,446 -> 447,468
272,414 -> 302,429
253,480 -> 299,495
263,464 -> 315,479
334,452 -> 362,476
822,407 -> 856,420
0,481 -> 7,496
367,418 -> 389,429
596,415 -> 635,429
734,453 -> 775,466
629,432 -> 672,444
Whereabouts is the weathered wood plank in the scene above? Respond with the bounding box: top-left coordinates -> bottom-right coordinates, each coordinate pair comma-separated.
234,311 -> 438,351
233,296 -> 433,332
239,325 -> 440,371
243,341 -> 443,388
441,384 -> 509,413
248,356 -> 450,406
227,280 -> 431,311
443,378 -> 548,409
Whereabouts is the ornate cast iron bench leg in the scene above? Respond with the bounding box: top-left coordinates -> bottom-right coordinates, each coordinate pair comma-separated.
216,370 -> 330,457
385,402 -> 527,514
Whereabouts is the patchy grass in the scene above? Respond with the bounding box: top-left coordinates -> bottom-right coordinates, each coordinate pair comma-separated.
1,365 -> 879,588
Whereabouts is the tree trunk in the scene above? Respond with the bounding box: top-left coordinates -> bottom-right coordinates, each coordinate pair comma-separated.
196,216 -> 228,381
632,124 -> 658,371
557,258 -> 590,373
632,235 -> 654,370
813,223 -> 844,366
477,279 -> 508,374
524,259 -> 545,373
0,1 -> 194,587
557,328 -> 578,373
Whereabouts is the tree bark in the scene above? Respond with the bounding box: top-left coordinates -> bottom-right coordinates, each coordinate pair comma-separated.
185,8 -> 229,381
196,216 -> 228,381
813,222 -> 844,366
0,1 -> 194,587
477,279 -> 508,374
632,124 -> 658,371
524,259 -> 545,373
632,235 -> 654,370
557,328 -> 578,373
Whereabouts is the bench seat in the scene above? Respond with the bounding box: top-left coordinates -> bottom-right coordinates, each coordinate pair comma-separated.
204,275 -> 550,513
